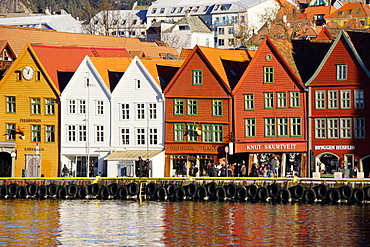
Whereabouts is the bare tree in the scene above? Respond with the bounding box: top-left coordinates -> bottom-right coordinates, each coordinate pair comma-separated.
161,29 -> 190,51
234,11 -> 258,47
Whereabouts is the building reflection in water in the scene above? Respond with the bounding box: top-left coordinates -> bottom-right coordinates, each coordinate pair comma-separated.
0,200 -> 369,246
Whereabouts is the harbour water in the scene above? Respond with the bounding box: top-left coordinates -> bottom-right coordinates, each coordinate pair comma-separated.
0,199 -> 369,246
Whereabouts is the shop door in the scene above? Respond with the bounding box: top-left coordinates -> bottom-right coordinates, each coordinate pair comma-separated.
0,152 -> 11,177
26,154 -> 41,177
362,156 -> 370,178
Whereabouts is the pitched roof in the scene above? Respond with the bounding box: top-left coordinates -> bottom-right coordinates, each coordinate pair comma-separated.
140,58 -> 184,89
178,48 -> 192,60
30,44 -> 131,90
197,46 -> 255,89
346,31 -> 370,71
303,6 -> 337,21
163,15 -> 212,33
316,26 -> 336,40
325,3 -> 370,19
0,25 -> 178,58
342,18 -> 364,29
89,57 -> 133,91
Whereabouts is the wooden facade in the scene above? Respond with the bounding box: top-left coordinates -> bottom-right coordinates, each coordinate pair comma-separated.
164,46 -> 252,177
233,37 -> 308,177
306,32 -> 370,177
0,44 -> 60,177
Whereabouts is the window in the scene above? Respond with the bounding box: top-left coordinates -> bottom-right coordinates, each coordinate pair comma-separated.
15,71 -> 21,81
6,96 -> 16,113
228,27 -> 234,34
315,90 -> 325,109
151,8 -> 157,14
121,128 -> 130,145
290,92 -> 300,108
328,90 -> 338,109
79,100 -> 86,114
79,125 -> 86,142
291,117 -> 301,136
265,118 -> 275,137
69,100 -> 76,114
148,103 -> 157,119
178,7 -> 183,13
149,128 -> 158,145
6,123 -> 16,141
202,124 -> 212,142
192,70 -> 202,85
278,118 -> 288,137
315,118 -> 326,139
245,118 -> 256,137
277,92 -> 286,108
31,98 -> 41,115
354,118 -> 365,138
174,123 -> 184,142
340,118 -> 351,139
96,125 -> 104,142
136,128 -> 145,145
264,92 -> 274,109
187,123 -> 198,142
187,99 -> 197,115
46,125 -> 55,142
244,94 -> 254,110
202,124 -> 222,142
137,103 -> 145,119
218,28 -> 225,35
174,99 -> 184,115
136,79 -> 141,89
45,98 -> 55,115
213,125 -> 223,142
264,67 -> 274,84
171,7 -> 176,13
160,8 -> 165,13
32,125 -> 41,142
354,89 -> 364,109
212,99 -> 222,116
327,118 -> 338,139
96,101 -> 104,115
68,125 -> 76,142
337,64 -> 347,80
340,90 -> 350,109
218,39 -> 224,46
121,104 -> 130,120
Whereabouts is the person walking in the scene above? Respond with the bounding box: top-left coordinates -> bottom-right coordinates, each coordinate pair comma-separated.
269,155 -> 277,178
241,164 -> 247,177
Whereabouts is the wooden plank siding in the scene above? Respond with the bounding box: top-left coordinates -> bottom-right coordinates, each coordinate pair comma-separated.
308,34 -> 370,175
0,46 -> 60,177
233,37 -> 308,177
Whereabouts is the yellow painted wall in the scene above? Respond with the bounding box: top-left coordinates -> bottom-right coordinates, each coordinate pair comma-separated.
0,47 -> 60,177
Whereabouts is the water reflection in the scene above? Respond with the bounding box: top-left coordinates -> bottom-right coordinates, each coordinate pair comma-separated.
0,200 -> 369,246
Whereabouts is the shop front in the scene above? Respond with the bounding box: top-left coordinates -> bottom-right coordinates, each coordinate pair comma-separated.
165,143 -> 226,177
312,144 -> 363,178
235,142 -> 307,177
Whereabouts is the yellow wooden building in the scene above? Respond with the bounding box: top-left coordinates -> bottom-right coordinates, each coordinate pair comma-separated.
0,44 -> 60,177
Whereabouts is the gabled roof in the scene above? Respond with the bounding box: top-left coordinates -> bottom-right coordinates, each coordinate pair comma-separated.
346,31 -> 370,72
291,39 -> 332,83
30,44 -> 131,91
325,3 -> 370,19
163,15 -> 212,33
89,57 -> 133,91
140,58 -> 184,89
164,45 -> 255,94
0,25 -> 178,58
305,30 -> 370,85
303,6 -> 337,21
178,48 -> 192,60
316,26 -> 336,40
233,36 -> 304,94
342,19 -> 364,29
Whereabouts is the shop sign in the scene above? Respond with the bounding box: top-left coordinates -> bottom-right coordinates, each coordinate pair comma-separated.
314,145 -> 355,150
24,147 -> 45,152
246,144 -> 297,150
20,119 -> 41,123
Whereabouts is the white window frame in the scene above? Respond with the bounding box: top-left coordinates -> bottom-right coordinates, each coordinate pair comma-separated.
149,128 -> 158,145
95,125 -> 104,142
277,92 -> 286,108
136,128 -> 146,145
278,118 -> 288,137
96,100 -> 104,115
340,118 -> 351,139
68,100 -> 76,114
327,118 -> 338,139
337,64 -> 347,80
328,90 -> 338,109
354,89 -> 364,109
265,118 -> 275,137
315,118 -> 326,139
244,94 -> 254,110
121,103 -> 130,120
245,118 -> 256,137
264,92 -> 274,109
136,103 -> 145,120
148,103 -> 157,119
340,90 -> 351,109
121,128 -> 130,145
290,92 -> 300,108
78,99 -> 86,114
67,125 -> 76,142
290,117 -> 301,137
79,125 -> 86,142
315,90 -> 325,109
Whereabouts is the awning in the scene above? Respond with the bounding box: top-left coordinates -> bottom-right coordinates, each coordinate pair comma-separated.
105,150 -> 163,160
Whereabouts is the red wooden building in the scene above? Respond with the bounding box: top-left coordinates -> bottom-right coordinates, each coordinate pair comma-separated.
163,46 -> 254,177
232,37 -> 308,177
306,31 -> 370,178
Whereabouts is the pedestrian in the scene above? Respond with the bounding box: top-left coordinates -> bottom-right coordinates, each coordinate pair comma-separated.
193,165 -> 199,177
241,163 -> 247,177
269,155 -> 277,178
62,165 -> 69,177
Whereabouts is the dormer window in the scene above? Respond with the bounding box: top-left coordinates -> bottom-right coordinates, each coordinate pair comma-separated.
151,8 -> 157,14
220,4 -> 231,11
204,6 -> 209,12
194,6 -> 200,12
160,8 -> 165,13
178,7 -> 183,13
171,7 -> 176,13
338,11 -> 343,16
132,20 -> 137,25
179,25 -> 190,30
214,5 -> 219,10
